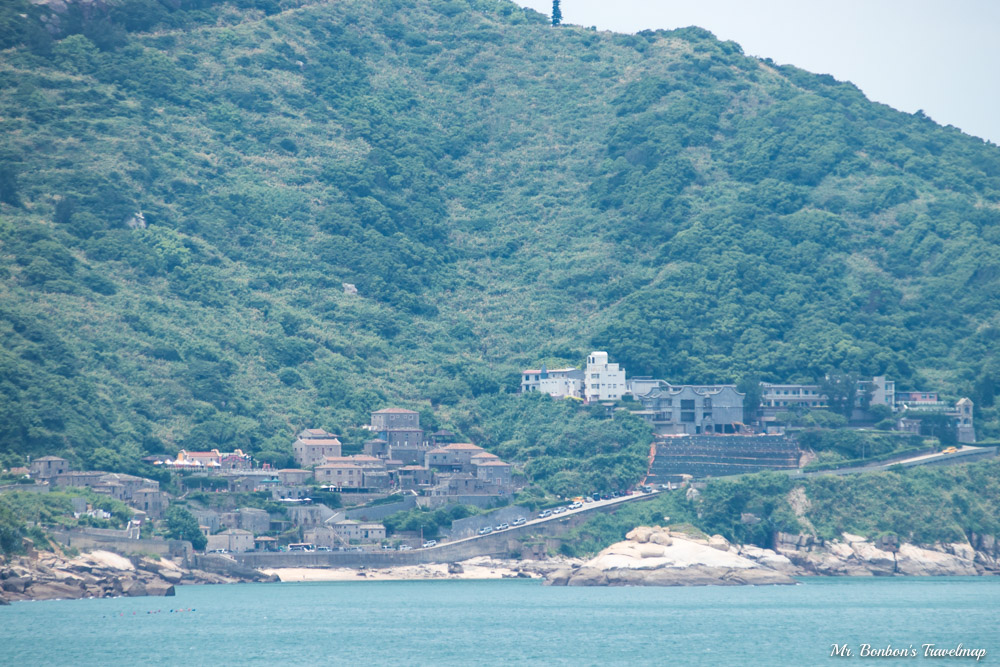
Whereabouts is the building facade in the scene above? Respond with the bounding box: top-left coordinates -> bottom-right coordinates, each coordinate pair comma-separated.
633,383 -> 746,435
584,351 -> 627,402
293,430 -> 342,468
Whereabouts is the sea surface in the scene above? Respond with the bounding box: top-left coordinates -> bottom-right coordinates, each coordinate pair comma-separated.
4,577 -> 998,666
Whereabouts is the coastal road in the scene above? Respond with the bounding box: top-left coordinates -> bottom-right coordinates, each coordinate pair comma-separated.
420,490 -> 664,553
234,490 -> 663,568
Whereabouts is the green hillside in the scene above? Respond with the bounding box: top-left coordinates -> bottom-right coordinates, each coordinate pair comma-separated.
2,0 -> 1000,469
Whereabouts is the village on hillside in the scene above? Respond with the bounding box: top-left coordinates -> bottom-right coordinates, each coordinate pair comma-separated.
0,350 -> 983,557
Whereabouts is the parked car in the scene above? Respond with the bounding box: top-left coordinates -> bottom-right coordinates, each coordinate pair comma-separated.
538,510 -> 552,519
512,517 -> 527,526
478,526 -> 493,535
422,540 -> 437,548
553,506 -> 567,514
398,544 -> 413,551
381,545 -> 393,550
496,523 -> 509,531
316,546 -> 331,552
568,502 -> 582,510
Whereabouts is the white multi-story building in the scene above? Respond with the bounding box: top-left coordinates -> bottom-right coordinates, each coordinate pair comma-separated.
584,351 -> 626,402
520,366 -> 583,397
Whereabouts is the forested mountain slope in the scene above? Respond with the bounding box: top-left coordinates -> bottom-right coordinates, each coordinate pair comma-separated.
1,0 -> 1000,468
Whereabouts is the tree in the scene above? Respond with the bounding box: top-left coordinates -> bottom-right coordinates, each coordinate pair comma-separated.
821,372 -> 858,418
164,506 -> 207,550
551,0 -> 562,26
0,164 -> 21,206
737,375 -> 763,424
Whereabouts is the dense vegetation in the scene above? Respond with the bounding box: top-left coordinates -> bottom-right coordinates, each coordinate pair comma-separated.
1,0 -> 1000,477
0,488 -> 133,554
558,460 -> 1000,556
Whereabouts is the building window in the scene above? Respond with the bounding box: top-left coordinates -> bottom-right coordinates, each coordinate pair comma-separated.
681,412 -> 695,422
681,399 -> 695,410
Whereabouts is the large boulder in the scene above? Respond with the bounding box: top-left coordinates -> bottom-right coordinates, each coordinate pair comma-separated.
707,535 -> 730,551
1,576 -> 31,593
26,582 -> 86,601
895,544 -> 978,576
145,581 -> 176,597
547,527 -> 796,587
566,567 -> 608,586
122,579 -> 148,597
543,569 -> 573,586
850,541 -> 896,575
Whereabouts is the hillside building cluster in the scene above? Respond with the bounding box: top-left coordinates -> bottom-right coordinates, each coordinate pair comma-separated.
292,408 -> 514,500
521,351 -> 976,443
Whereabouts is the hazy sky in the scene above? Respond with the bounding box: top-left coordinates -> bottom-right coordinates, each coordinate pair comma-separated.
516,1 -> 1000,145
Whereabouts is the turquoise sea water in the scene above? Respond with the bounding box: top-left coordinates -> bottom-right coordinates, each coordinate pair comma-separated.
3,577 -> 998,666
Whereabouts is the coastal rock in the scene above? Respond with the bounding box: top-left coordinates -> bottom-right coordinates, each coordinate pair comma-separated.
543,569 -> 573,586
26,581 -> 86,601
548,527 -> 796,587
626,526 -> 655,543
2,576 -> 30,593
737,546 -> 797,573
708,535 -> 730,552
145,581 -> 176,597
565,567 -> 608,586
158,569 -> 183,583
123,579 -> 148,597
895,544 -> 978,576
849,541 -> 896,575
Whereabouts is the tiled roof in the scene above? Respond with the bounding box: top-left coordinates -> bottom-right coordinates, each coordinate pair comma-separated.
316,462 -> 361,470
475,460 -> 510,467
373,407 -> 418,414
443,443 -> 484,451
298,438 -> 341,446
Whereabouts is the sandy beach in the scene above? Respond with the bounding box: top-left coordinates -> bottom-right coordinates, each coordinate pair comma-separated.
261,556 -> 578,582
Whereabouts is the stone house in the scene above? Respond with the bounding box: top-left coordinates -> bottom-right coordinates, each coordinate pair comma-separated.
292,429 -> 342,468
474,460 -> 512,489
371,408 -> 425,454
206,528 -> 254,553
53,471 -> 106,489
315,462 -> 364,488
398,465 -> 434,490
303,526 -> 342,549
30,456 -> 68,481
276,469 -> 311,485
370,407 -> 420,432
363,438 -> 389,458
331,519 -> 386,543
131,487 -> 168,519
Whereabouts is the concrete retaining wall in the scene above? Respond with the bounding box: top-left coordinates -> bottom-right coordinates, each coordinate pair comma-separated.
343,495 -> 417,522
49,529 -> 187,557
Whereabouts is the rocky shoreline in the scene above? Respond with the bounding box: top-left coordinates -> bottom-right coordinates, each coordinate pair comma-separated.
544,526 -> 1000,587
0,543 -> 276,605
4,527 -> 998,601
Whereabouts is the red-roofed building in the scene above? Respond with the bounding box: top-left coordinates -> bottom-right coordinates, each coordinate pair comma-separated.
293,430 -> 342,467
